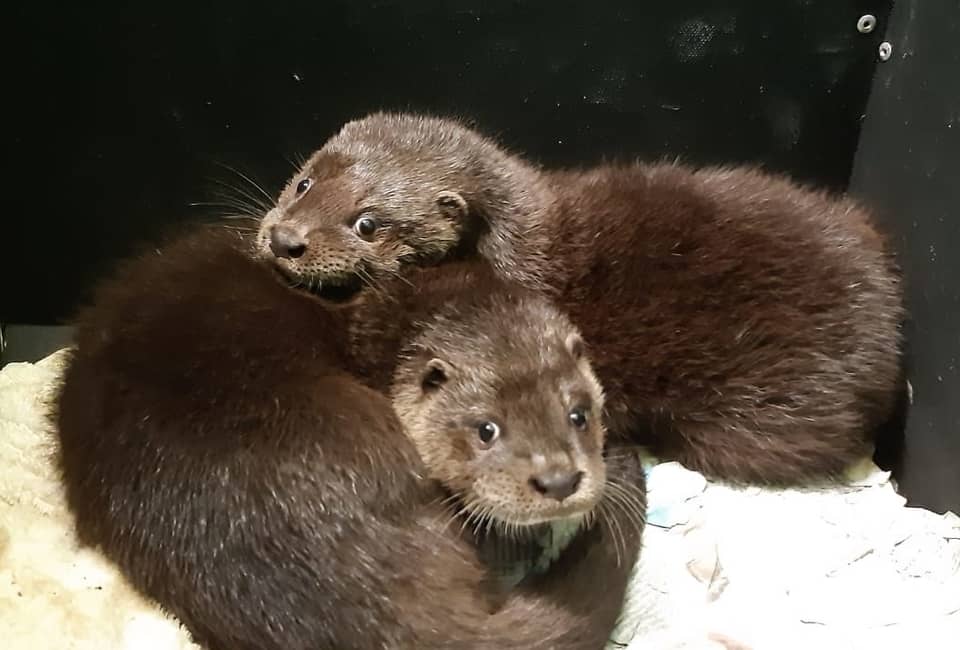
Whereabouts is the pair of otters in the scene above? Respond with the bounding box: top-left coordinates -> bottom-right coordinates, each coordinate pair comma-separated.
55,113 -> 902,650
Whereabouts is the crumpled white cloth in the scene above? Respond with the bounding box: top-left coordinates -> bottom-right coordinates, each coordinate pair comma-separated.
610,460 -> 960,649
0,351 -> 200,650
2,352 -> 958,650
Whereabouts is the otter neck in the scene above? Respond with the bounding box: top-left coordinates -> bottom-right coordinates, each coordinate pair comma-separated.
458,149 -> 559,292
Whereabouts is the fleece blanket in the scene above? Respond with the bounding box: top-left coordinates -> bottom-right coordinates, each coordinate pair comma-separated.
2,352 -> 958,650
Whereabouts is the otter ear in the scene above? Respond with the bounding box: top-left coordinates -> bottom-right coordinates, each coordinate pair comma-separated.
435,190 -> 468,219
421,357 -> 453,392
565,333 -> 586,361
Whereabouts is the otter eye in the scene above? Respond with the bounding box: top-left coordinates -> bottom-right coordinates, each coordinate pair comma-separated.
353,215 -> 379,239
568,407 -> 588,430
295,178 -> 312,195
477,421 -> 500,445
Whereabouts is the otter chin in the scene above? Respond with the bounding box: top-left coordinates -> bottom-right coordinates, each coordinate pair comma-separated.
261,239 -> 367,302
279,267 -> 365,302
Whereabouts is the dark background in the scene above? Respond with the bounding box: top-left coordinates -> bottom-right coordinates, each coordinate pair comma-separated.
3,1 -> 957,511
6,0 -> 892,322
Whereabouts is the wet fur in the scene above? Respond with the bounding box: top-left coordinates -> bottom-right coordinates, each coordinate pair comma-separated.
263,113 -> 904,484
54,227 -> 645,650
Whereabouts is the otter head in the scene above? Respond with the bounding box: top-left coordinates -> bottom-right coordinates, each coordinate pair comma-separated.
391,293 -> 607,528
256,114 -> 505,301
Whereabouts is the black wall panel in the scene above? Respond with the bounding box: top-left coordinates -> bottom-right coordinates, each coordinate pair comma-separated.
5,0 -> 889,322
851,0 -> 960,514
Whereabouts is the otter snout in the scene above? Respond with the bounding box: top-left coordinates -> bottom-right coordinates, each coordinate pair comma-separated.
269,225 -> 308,259
529,470 -> 584,502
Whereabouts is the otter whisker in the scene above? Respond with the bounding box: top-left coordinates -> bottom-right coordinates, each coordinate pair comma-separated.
424,490 -> 460,515
603,479 -> 639,511
609,501 -> 629,569
437,491 -> 469,520
436,509 -> 467,536
458,497 -> 488,536
606,500 -> 644,556
467,505 -> 485,536
478,505 -> 499,539
219,216 -> 260,224
355,266 -> 388,299
441,502 -> 472,535
188,200 -> 262,219
603,482 -> 647,543
378,266 -> 416,290
438,491 -> 462,509
482,506 -> 499,538
214,162 -> 277,207
597,500 -> 626,568
600,448 -> 649,464
497,517 -> 510,544
601,477 -> 647,566
209,178 -> 274,215
285,153 -> 306,173
613,477 -> 649,513
595,501 -> 618,566
214,214 -> 259,229
288,275 -> 307,293
206,189 -> 267,215
582,507 -> 598,533
189,199 -> 264,232
612,488 -> 645,552
218,222 -> 257,234
191,211 -> 260,238
432,493 -> 472,535
605,479 -> 648,531
218,225 -> 258,236
507,518 -> 521,543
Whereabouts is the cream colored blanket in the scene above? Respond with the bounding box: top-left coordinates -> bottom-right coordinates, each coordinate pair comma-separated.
2,352 -> 958,650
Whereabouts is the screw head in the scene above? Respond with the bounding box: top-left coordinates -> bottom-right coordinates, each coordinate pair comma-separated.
857,14 -> 877,34
878,41 -> 893,61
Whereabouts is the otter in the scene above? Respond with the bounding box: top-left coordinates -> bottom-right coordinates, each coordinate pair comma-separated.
54,226 -> 645,650
256,112 -> 904,484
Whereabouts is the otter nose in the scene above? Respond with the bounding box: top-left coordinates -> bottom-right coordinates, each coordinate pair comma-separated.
269,225 -> 307,259
529,470 -> 583,502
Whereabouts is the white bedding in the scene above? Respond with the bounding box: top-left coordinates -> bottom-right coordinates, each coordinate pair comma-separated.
2,352 -> 958,650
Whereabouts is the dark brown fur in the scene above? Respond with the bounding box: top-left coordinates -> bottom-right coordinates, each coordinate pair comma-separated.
54,227 -> 644,650
258,112 -> 904,484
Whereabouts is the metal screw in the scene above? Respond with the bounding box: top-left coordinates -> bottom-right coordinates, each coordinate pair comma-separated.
878,41 -> 893,61
857,14 -> 877,33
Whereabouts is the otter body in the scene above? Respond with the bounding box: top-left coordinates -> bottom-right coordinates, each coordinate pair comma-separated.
259,113 -> 903,484
537,163 -> 903,482
55,228 -> 644,650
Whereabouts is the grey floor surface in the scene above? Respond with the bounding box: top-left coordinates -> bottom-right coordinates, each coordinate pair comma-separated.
0,325 -> 75,368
